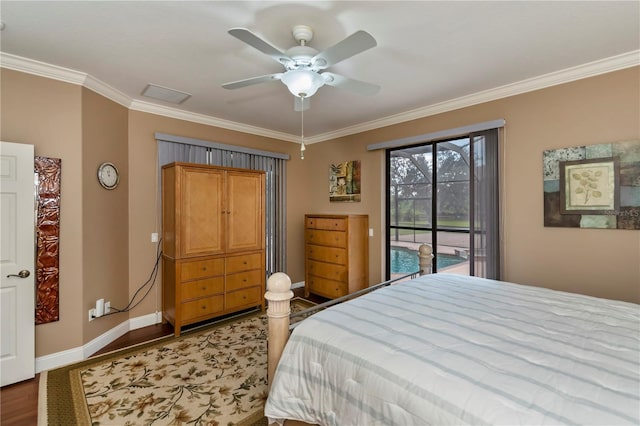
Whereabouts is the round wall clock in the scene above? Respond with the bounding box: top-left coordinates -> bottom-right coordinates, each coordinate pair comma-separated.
97,162 -> 120,190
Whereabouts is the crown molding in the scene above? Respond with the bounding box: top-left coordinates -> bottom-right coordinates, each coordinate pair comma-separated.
312,50 -> 640,143
129,99 -> 298,143
1,51 -> 87,85
83,74 -> 132,108
0,52 -> 133,109
2,50 -> 638,144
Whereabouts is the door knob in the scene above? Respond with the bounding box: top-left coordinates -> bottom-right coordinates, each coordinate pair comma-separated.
6,269 -> 30,278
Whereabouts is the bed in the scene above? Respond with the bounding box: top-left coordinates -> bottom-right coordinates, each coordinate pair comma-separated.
263,271 -> 640,425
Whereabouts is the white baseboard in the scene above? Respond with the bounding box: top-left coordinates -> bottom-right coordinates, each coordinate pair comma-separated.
36,286 -> 302,373
129,311 -> 163,330
35,311 -> 163,373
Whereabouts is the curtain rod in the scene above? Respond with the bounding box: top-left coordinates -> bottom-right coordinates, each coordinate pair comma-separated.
155,132 -> 290,160
366,119 -> 505,151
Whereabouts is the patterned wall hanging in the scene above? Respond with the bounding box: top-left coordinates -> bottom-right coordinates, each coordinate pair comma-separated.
543,140 -> 640,229
35,157 -> 61,324
329,160 -> 361,202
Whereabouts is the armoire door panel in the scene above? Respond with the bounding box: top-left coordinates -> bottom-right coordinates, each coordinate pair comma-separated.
226,172 -> 264,252
181,168 -> 224,257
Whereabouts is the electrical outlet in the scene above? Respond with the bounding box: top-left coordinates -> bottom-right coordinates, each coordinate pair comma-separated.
88,308 -> 96,322
104,301 -> 111,314
151,232 -> 159,243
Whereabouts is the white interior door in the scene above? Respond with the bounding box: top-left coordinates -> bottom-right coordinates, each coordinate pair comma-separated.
0,141 -> 35,386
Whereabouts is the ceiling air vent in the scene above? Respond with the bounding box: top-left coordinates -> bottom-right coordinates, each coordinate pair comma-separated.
141,84 -> 191,104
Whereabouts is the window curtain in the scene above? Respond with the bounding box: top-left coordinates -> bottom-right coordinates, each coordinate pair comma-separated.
470,129 -> 500,279
156,135 -> 288,276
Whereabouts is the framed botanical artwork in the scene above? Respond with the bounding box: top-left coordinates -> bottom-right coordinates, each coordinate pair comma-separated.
559,157 -> 620,215
544,140 -> 639,229
329,160 -> 361,202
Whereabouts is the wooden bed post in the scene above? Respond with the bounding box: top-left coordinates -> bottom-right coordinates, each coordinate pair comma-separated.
418,244 -> 434,275
264,272 -> 293,390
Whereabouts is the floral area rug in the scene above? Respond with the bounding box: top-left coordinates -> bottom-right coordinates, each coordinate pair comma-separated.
38,298 -> 315,426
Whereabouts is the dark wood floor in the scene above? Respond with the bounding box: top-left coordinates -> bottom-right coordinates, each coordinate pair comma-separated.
0,287 -> 318,426
0,322 -> 173,426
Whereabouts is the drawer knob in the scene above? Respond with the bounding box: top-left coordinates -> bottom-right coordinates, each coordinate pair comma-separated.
243,261 -> 247,265
202,267 -> 207,271
243,278 -> 247,282
201,305 -> 206,310
202,286 -> 206,291
243,295 -> 247,299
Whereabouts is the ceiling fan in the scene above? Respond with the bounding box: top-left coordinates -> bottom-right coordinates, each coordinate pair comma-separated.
222,25 -> 380,111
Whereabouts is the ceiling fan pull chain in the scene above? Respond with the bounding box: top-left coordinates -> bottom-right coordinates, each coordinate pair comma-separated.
300,97 -> 306,160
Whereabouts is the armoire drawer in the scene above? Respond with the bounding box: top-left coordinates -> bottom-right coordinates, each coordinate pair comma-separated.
226,269 -> 263,292
180,277 -> 224,301
181,295 -> 224,322
306,217 -> 346,231
307,276 -> 346,299
307,259 -> 347,282
226,286 -> 261,310
226,252 -> 262,274
180,258 -> 224,281
306,230 -> 346,247
306,244 -> 346,265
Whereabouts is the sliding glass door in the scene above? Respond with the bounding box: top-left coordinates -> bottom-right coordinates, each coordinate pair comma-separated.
386,129 -> 499,279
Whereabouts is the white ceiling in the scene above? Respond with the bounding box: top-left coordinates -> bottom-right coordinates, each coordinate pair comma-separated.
1,1 -> 638,143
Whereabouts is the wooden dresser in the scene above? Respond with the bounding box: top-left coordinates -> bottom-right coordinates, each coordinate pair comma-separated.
304,214 -> 369,299
162,162 -> 265,336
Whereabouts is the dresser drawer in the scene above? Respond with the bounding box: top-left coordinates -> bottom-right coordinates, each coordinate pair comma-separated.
180,258 -> 224,281
307,259 -> 347,282
306,217 -> 346,231
181,294 -> 224,322
181,277 -> 224,301
226,252 -> 262,274
226,269 -> 263,292
307,276 -> 346,299
306,244 -> 346,265
306,229 -> 346,247
226,286 -> 261,310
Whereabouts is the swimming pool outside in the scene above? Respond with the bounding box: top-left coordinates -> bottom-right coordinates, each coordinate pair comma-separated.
391,246 -> 465,274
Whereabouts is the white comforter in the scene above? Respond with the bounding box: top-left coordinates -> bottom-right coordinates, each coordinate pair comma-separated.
264,273 -> 640,425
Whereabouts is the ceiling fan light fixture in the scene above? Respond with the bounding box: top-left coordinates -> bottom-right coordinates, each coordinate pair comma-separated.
281,69 -> 324,98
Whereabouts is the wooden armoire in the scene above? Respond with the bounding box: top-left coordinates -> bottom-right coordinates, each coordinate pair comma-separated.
162,162 -> 265,336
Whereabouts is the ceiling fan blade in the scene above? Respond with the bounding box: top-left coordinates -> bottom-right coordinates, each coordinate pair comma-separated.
228,28 -> 292,65
311,30 -> 377,69
294,97 -> 311,112
222,73 -> 282,90
321,72 -> 380,96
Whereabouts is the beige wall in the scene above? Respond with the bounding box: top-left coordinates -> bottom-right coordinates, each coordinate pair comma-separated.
1,65 -> 638,360
298,67 -> 639,302
1,69 -> 85,356
81,89 -> 129,341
